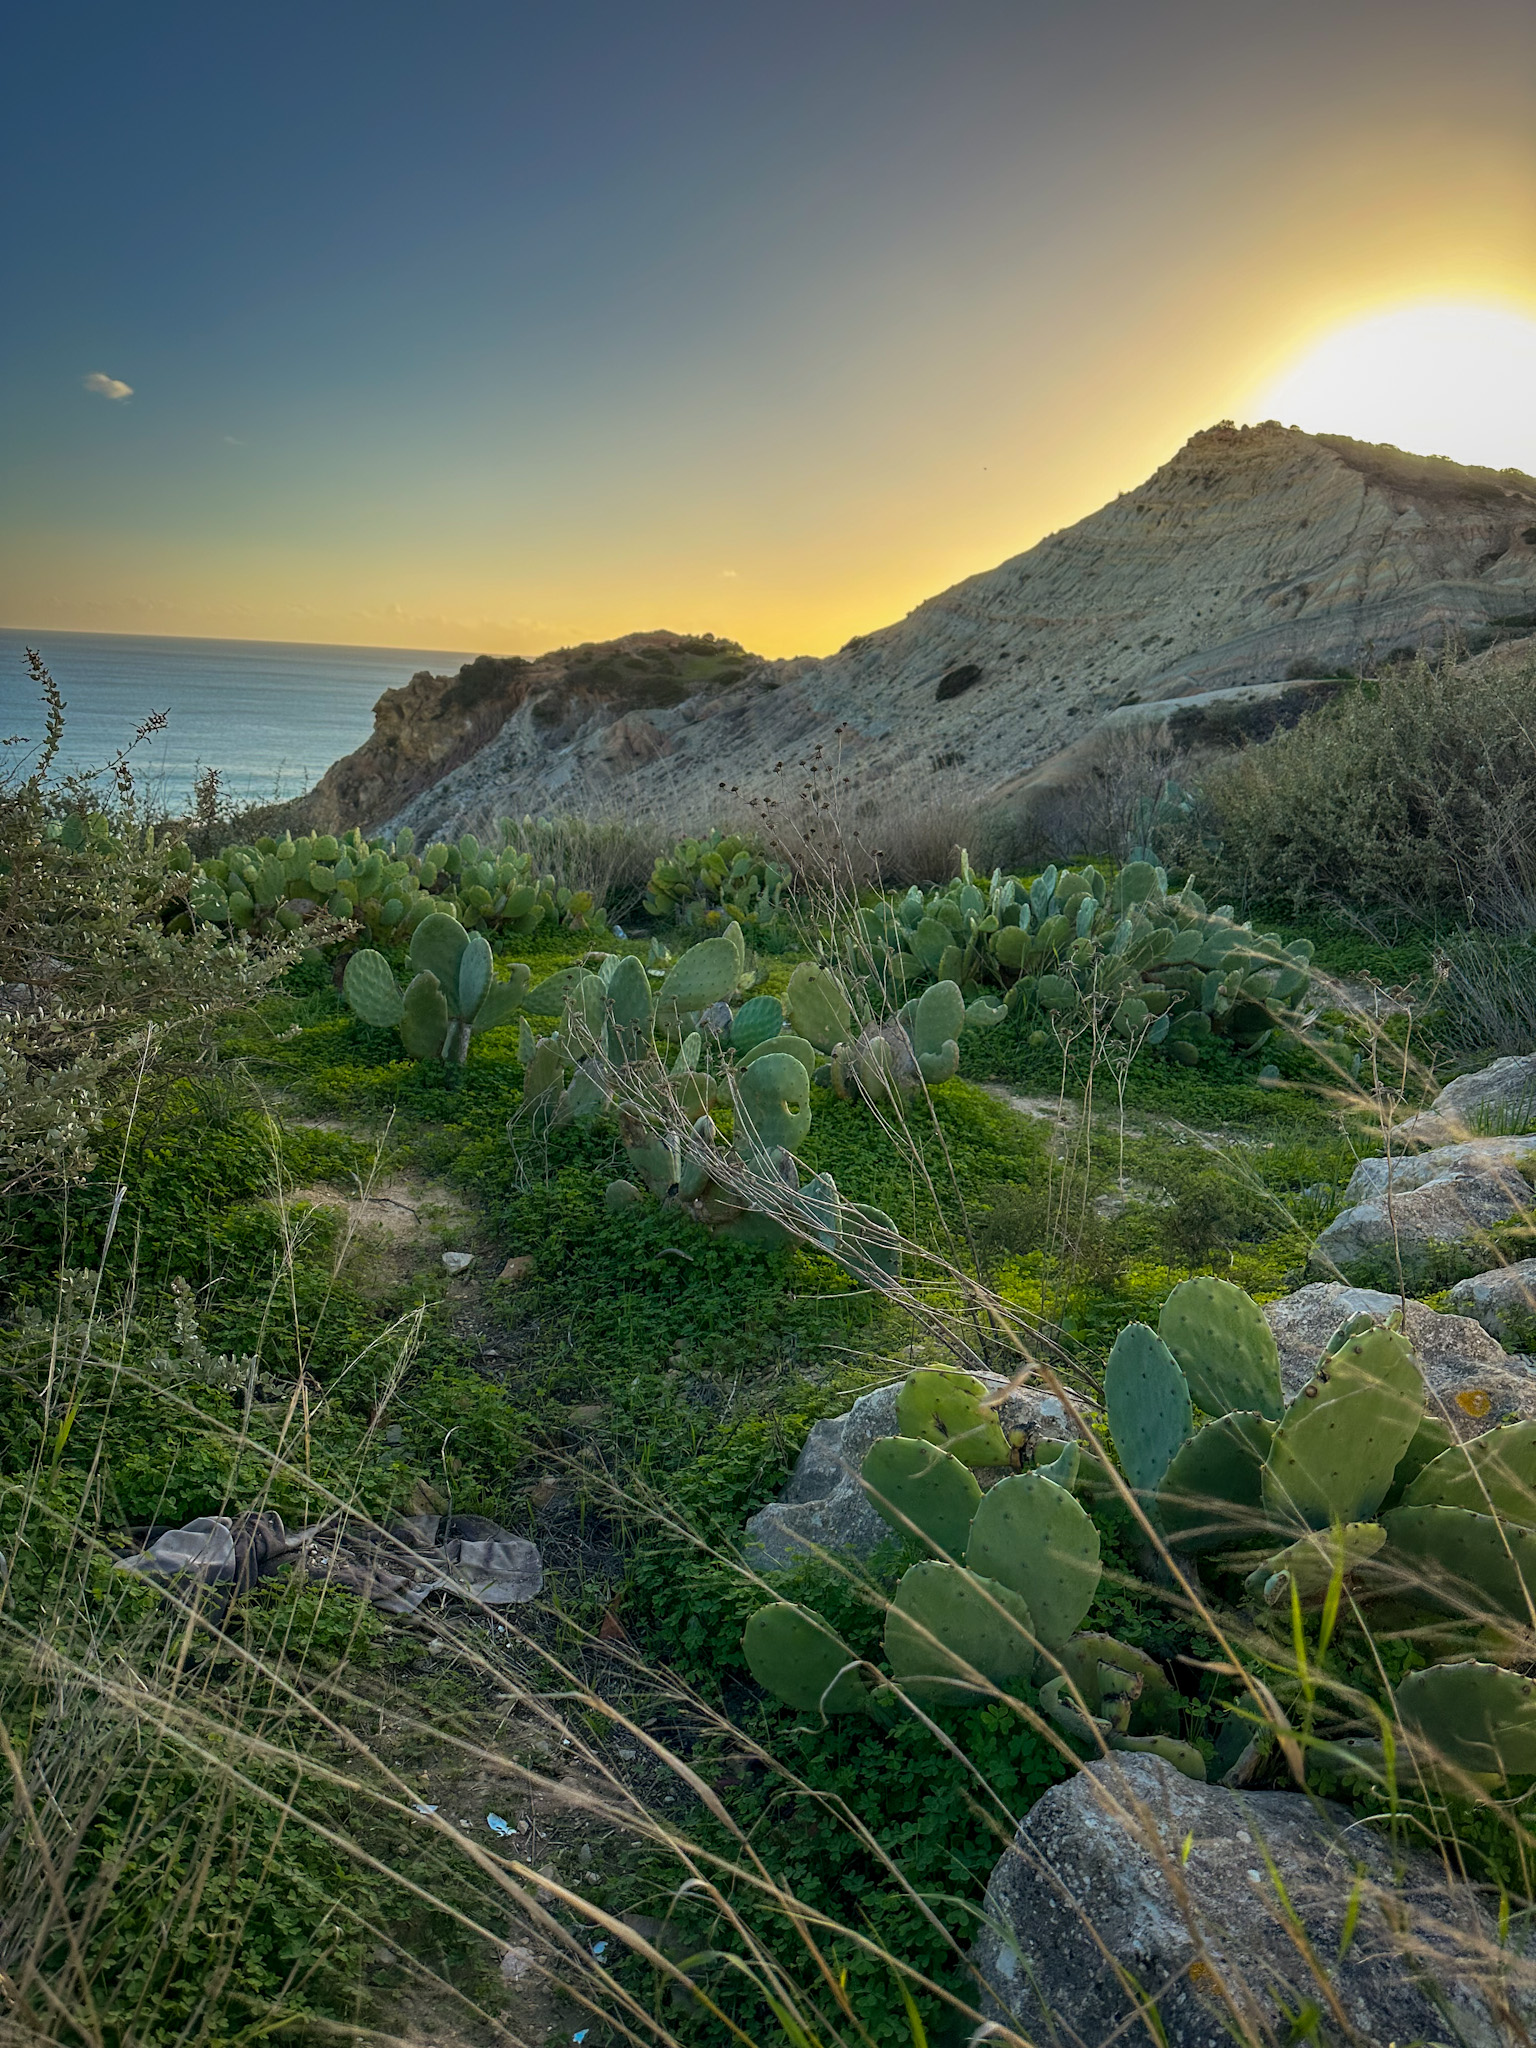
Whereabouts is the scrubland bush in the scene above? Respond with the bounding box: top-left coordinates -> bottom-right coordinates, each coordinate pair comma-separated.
0,652 -> 297,1200
1195,649 -> 1536,920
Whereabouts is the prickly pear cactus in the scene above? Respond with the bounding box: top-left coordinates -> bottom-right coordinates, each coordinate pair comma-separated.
1104,1323 -> 1193,1500
1381,1503 -> 1536,1626
656,934 -> 742,1019
883,1561 -> 1037,1702
735,1052 -> 812,1155
783,962 -> 853,1053
895,1368 -> 1010,1468
1158,1275 -> 1283,1421
743,1603 -> 871,1717
861,1437 -> 982,1559
965,1471 -> 1101,1650
731,993 -> 784,1054
1261,1322 -> 1423,1531
1157,1412 -> 1274,1552
1039,1633 -> 1205,1779
1243,1522 -> 1386,1608
1399,1420 -> 1536,1526
342,949 -> 405,1029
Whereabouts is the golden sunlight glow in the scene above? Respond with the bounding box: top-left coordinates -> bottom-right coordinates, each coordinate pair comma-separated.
1248,303 -> 1536,474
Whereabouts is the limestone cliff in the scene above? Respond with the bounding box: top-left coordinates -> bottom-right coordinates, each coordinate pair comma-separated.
290,425 -> 1536,838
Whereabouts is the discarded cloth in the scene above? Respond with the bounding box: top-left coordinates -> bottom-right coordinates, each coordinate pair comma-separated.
115,1508 -> 542,1613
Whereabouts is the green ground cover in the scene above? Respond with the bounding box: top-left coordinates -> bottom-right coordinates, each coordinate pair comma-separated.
0,889 -> 1486,2048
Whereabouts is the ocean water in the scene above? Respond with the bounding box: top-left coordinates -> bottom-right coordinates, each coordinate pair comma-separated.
0,629 -> 475,812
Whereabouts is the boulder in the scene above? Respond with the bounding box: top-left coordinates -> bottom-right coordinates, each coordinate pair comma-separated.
1309,1166 -> 1524,1291
1263,1281 -> 1536,1436
972,1752 -> 1532,2048
1449,1258 -> 1536,1351
1393,1053 -> 1536,1147
742,1373 -> 1090,1571
1342,1131 -> 1536,1204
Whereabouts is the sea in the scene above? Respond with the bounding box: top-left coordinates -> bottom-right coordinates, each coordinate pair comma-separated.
0,628 -> 475,814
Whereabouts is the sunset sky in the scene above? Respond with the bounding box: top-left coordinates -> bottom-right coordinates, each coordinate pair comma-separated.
5,0 -> 1534,659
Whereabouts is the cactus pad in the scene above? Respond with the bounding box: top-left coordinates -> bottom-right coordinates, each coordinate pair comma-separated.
1262,1323 -> 1423,1531
1157,1412 -> 1275,1552
1244,1522 -> 1385,1608
861,1436 -> 982,1558
737,1051 -> 812,1153
1401,1420 -> 1536,1526
656,936 -> 742,1015
342,949 -> 404,1029
965,1471 -> 1101,1649
883,1562 -> 1037,1701
399,972 -> 450,1060
896,1368 -> 1009,1467
522,965 -> 590,1016
742,1602 -> 871,1717
783,962 -> 854,1052
1394,1660 -> 1536,1785
741,1031 -> 818,1082
1104,1323 -> 1193,1500
731,994 -> 784,1054
1383,1503 -> 1536,1626
408,912 -> 469,994
1158,1276 -> 1283,1421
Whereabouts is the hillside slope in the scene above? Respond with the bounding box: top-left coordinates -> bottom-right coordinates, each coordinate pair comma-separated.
291,423 -> 1536,838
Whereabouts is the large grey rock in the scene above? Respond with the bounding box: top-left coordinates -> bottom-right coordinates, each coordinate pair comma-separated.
1394,1053 -> 1536,1148
1342,1131 -> 1536,1204
1263,1281 -> 1536,1436
1309,1167 -> 1524,1290
742,1384 -> 903,1571
972,1753 -> 1532,2048
1449,1258 -> 1536,1351
742,1373 -> 1089,1571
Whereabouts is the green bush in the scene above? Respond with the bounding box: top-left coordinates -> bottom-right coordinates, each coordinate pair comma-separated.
1197,652 -> 1536,920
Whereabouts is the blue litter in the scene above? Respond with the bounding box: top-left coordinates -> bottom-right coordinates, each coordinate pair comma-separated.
612,926 -> 626,940
591,1941 -> 608,1957
573,2032 -> 589,2043
486,1812 -> 514,1836
414,1803 -> 438,1816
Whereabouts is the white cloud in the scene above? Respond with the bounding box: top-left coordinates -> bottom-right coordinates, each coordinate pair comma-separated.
83,371 -> 132,400
720,568 -> 739,579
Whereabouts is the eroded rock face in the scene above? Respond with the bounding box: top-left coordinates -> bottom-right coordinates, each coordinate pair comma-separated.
972,1753 -> 1531,2048
282,425 -> 1536,839
741,1373 -> 1090,1571
1262,1281 -> 1536,1435
1309,1167 -> 1525,1290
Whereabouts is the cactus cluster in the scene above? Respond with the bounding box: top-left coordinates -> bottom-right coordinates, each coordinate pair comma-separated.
584,934 -> 900,1281
744,1364 -> 1206,1776
183,821 -> 596,948
1101,1274 -> 1536,1786
861,855 -> 1312,1064
341,913 -> 530,1062
644,831 -> 790,934
745,1275 -> 1536,1793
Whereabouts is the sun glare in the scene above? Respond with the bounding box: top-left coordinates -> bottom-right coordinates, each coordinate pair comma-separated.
1248,302 -> 1536,474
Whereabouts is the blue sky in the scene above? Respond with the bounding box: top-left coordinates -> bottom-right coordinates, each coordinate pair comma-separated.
5,0 -> 1534,654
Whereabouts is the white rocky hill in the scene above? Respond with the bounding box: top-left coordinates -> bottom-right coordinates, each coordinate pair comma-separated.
291,422 -> 1536,840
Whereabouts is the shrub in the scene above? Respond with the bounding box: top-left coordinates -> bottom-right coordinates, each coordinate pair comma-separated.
1196,649 -> 1536,920
0,653 -> 300,1200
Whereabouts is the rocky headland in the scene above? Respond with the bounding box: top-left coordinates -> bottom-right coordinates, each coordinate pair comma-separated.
285,423 -> 1536,838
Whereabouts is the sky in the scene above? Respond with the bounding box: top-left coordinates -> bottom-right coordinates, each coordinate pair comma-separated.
4,0 -> 1534,660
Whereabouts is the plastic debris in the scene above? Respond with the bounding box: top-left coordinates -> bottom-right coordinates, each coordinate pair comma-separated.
486,1812 -> 515,1836
441,1250 -> 475,1275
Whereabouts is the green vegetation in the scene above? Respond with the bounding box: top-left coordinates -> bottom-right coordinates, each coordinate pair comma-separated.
5,646 -> 1536,2048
